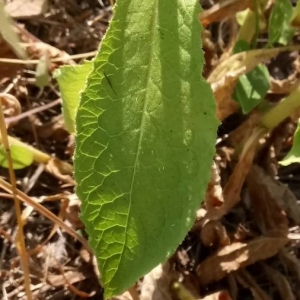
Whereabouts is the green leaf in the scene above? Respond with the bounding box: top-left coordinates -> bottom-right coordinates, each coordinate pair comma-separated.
268,0 -> 295,45
280,121 -> 300,166
233,39 -> 250,54
233,40 -> 270,114
0,0 -> 27,59
0,144 -> 33,169
233,64 -> 270,114
236,9 -> 249,26
75,0 -> 218,297
54,61 -> 93,133
35,53 -> 50,88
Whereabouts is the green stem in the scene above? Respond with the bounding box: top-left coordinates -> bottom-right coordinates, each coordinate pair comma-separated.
260,86 -> 300,130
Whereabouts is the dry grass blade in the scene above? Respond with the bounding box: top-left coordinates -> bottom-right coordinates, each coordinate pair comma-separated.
0,95 -> 32,299
0,50 -> 97,64
0,177 -> 91,252
27,197 -> 69,256
196,235 -> 288,286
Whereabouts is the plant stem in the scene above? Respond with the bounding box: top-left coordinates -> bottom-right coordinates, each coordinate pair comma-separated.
0,96 -> 32,300
260,86 -> 300,130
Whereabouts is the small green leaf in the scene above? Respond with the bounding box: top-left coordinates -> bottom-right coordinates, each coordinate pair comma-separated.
233,64 -> 270,114
236,9 -> 249,26
0,144 -> 33,169
35,53 -> 50,87
54,61 -> 93,133
268,0 -> 295,45
233,40 -> 270,114
280,121 -> 300,166
75,0 -> 218,297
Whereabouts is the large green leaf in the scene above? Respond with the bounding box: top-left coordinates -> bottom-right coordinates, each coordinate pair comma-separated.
75,0 -> 218,297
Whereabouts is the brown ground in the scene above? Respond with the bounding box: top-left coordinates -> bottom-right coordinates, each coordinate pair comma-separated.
0,0 -> 300,299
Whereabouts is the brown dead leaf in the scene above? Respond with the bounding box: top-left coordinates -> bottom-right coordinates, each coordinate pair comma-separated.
262,263 -> 296,300
205,128 -> 265,221
35,114 -> 69,141
47,270 -> 87,287
212,81 -> 239,121
247,165 -> 289,234
0,35 -> 22,81
200,0 -> 252,27
234,269 -> 272,300
209,47 -> 300,86
65,194 -> 84,230
270,54 -> 300,94
16,24 -> 73,61
232,224 -> 253,243
200,220 -> 230,248
270,77 -> 300,95
0,93 -> 21,126
140,262 -> 177,300
196,235 -> 288,286
248,165 -> 300,226
205,162 -> 224,210
0,23 -> 73,83
202,30 -> 218,77
228,111 -> 262,147
5,0 -> 48,18
45,158 -> 75,184
279,249 -> 300,299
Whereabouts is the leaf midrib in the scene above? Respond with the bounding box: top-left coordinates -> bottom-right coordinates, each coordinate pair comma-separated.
110,0 -> 159,283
